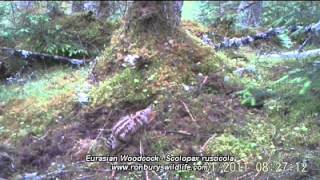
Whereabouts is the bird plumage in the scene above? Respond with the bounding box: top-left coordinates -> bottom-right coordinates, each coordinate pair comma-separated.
106,106 -> 156,150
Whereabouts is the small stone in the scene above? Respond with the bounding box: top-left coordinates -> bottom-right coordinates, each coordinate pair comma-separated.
78,92 -> 89,104
233,68 -> 245,76
246,65 -> 256,73
224,76 -> 230,82
23,172 -> 42,180
313,61 -> 320,69
182,84 -> 194,92
21,50 -> 31,58
124,54 -> 140,67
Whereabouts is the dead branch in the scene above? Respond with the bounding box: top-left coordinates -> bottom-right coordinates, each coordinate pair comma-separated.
199,75 -> 208,91
180,100 -> 200,128
209,20 -> 320,50
238,2 -> 257,12
151,170 -> 162,180
262,48 -> 320,60
110,170 -> 116,180
213,27 -> 284,50
298,35 -> 312,52
236,171 -> 255,180
166,130 -> 194,136
200,133 -> 217,156
88,110 -> 113,154
0,47 -> 85,66
139,140 -> 150,180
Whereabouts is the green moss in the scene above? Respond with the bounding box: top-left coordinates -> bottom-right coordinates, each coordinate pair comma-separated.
90,68 -> 152,107
0,66 -> 88,142
205,117 -> 280,161
93,47 -> 115,79
206,133 -> 260,161
150,136 -> 171,155
197,56 -> 219,75
209,51 -> 320,172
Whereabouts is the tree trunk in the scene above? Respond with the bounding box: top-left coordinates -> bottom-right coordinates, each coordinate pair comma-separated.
237,1 -> 263,28
72,1 -> 84,13
83,1 -> 99,14
124,1 -> 183,35
97,1 -> 110,20
47,2 -> 63,18
15,1 -> 35,11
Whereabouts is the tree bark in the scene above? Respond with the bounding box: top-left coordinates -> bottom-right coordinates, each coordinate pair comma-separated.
209,20 -> 320,50
0,61 -> 8,80
72,1 -> 84,13
47,2 -> 63,18
237,1 -> 263,28
0,47 -> 85,66
212,27 -> 283,49
97,1 -> 110,20
15,1 -> 35,11
124,1 -> 183,35
83,1 -> 99,14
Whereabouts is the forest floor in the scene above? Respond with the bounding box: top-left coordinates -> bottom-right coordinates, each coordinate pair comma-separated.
0,21 -> 319,179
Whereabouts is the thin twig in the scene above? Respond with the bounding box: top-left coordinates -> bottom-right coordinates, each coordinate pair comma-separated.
166,130 -> 194,136
180,100 -> 200,128
236,171 -> 255,180
199,75 -> 208,90
238,2 -> 257,12
151,170 -> 162,180
254,170 -> 261,179
200,133 -> 217,156
39,164 -> 111,179
88,110 -> 113,154
140,140 -> 150,180
110,170 -> 116,180
1,56 -> 10,61
34,131 -> 50,141
75,175 -> 96,180
298,35 -> 312,52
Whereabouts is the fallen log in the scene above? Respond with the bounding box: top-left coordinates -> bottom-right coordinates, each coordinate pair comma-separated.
297,20 -> 320,35
262,48 -> 320,60
0,47 -> 85,66
207,20 -> 320,50
212,27 -> 283,50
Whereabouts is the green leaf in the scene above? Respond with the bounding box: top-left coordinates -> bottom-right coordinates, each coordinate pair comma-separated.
250,98 -> 256,106
299,80 -> 312,95
273,75 -> 289,85
277,33 -> 293,49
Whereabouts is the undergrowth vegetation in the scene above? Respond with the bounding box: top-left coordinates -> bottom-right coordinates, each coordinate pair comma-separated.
203,48 -> 320,177
0,1 -> 119,59
0,1 -> 319,179
0,66 -> 89,142
90,68 -> 151,108
86,21 -> 320,178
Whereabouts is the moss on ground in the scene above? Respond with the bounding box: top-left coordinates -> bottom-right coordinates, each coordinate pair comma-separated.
1,16 -> 319,179
90,22 -> 216,110
0,66 -> 89,142
202,48 -> 320,178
